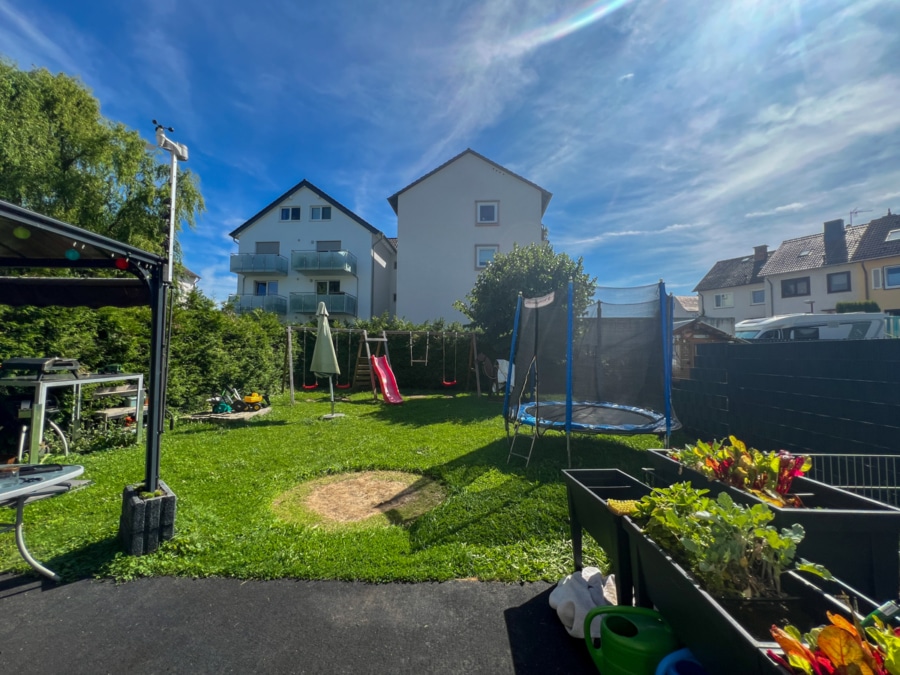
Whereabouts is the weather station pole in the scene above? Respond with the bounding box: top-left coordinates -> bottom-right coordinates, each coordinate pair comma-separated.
145,120 -> 188,492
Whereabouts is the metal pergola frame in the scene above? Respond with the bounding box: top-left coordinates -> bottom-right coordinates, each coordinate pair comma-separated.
0,199 -> 169,493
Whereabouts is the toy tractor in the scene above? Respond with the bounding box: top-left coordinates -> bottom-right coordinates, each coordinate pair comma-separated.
229,388 -> 270,412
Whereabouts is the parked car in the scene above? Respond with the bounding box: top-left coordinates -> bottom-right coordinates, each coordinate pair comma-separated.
734,313 -> 890,341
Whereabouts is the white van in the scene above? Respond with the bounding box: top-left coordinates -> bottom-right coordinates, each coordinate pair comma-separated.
734,313 -> 889,341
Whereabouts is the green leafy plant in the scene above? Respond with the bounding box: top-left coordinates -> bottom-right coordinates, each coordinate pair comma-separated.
632,482 -> 829,598
669,436 -> 811,507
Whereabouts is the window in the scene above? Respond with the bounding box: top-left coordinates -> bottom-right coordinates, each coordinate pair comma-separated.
751,289 -> 765,305
311,206 -> 332,221
781,276 -> 810,298
255,281 -> 278,296
475,245 -> 499,269
714,292 -> 733,308
316,240 -> 341,252
827,271 -> 851,293
255,241 -> 280,254
280,207 -> 301,221
476,201 -> 499,224
316,280 -> 341,294
873,268 -> 883,289
886,229 -> 900,242
886,265 -> 900,289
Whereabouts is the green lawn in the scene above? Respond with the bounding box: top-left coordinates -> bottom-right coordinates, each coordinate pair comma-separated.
0,392 -> 679,582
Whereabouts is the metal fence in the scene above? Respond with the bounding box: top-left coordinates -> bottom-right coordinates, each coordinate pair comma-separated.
806,454 -> 900,507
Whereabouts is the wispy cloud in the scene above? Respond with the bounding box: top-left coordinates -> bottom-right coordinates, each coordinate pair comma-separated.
745,202 -> 808,218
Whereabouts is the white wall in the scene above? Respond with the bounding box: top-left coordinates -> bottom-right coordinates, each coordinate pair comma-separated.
395,153 -> 545,323
765,264 -> 860,315
370,236 -> 396,318
699,283 -> 768,323
235,185 -> 395,321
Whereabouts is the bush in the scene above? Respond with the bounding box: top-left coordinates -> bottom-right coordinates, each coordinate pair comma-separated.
835,300 -> 881,313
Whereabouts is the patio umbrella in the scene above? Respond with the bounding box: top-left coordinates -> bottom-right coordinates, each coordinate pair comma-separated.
310,302 -> 344,419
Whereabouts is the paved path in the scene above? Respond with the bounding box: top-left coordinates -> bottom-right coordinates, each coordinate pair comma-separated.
0,575 -> 595,674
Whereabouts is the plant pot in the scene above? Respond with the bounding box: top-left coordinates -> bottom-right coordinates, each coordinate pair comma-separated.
562,469 -> 653,606
622,516 -> 872,675
642,449 -> 900,601
119,479 -> 177,556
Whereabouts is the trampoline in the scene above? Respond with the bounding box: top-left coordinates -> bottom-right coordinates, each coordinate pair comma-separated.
518,401 -> 671,434
504,281 -> 680,466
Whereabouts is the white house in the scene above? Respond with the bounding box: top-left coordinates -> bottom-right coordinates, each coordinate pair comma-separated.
388,149 -> 551,324
228,180 -> 396,323
693,245 -> 771,323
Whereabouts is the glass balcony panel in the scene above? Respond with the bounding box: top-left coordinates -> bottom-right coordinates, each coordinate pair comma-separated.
230,253 -> 288,275
291,250 -> 357,276
228,294 -> 288,314
289,293 -> 358,316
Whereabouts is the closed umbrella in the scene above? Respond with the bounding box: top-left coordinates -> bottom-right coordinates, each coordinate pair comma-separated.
310,302 -> 344,419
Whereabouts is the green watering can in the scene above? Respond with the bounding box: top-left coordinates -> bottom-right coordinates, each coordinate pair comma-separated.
584,606 -> 680,675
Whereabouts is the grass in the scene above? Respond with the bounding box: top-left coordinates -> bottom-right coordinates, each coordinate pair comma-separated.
0,391 -> 684,583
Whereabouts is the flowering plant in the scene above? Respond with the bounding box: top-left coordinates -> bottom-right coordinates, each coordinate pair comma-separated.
669,436 -> 811,507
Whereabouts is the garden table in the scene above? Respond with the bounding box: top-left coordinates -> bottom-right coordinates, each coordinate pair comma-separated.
0,464 -> 85,581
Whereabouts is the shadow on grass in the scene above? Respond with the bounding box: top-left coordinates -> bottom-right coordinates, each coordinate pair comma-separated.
40,536 -> 123,582
174,419 -> 290,435
363,394 -> 504,427
407,431 -> 684,552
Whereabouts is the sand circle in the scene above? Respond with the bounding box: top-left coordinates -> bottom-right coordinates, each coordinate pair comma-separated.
273,470 -> 445,526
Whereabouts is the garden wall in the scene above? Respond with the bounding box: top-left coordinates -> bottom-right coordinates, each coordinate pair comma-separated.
672,340 -> 900,455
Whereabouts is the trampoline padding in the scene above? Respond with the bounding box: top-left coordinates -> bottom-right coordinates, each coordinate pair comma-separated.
516,401 -> 678,435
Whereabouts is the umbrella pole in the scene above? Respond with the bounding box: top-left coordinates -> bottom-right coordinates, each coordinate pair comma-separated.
329,376 -> 335,416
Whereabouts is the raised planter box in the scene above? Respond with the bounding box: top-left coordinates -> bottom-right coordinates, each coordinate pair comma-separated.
642,449 -> 900,601
623,516 -> 875,675
119,479 -> 177,556
562,469 -> 653,605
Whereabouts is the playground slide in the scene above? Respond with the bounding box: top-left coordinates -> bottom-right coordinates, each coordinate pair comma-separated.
370,355 -> 403,404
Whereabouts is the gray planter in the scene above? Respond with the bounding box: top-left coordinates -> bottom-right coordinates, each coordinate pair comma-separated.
642,449 -> 900,601
119,479 -> 177,556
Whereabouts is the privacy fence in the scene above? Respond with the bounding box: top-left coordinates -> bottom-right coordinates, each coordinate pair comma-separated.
673,340 -> 900,504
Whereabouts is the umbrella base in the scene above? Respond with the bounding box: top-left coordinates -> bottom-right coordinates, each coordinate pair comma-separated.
321,413 -> 346,420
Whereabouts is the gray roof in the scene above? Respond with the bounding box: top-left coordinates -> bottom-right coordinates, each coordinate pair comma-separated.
386,149 -> 553,215
851,212 -> 900,262
693,252 -> 771,292
759,224 -> 867,276
229,179 -> 386,240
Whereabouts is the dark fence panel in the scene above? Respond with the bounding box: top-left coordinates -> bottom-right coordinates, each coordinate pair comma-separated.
672,340 -> 900,455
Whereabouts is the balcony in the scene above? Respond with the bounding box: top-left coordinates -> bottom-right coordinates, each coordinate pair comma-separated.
230,253 -> 289,276
291,250 -> 357,276
228,294 -> 288,315
290,293 -> 358,316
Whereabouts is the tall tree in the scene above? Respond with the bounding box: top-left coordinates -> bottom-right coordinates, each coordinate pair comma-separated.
454,243 -> 596,352
0,59 -> 203,255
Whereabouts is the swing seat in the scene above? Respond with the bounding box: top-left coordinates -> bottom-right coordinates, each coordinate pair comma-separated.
302,383 -> 319,390
441,379 -> 457,387
335,382 -> 352,390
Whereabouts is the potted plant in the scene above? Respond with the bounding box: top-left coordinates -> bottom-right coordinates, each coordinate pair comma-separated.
643,437 -> 900,601
619,482 -> 874,675
119,479 -> 177,556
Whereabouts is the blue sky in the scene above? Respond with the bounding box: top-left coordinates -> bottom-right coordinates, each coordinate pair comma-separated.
2,0 -> 900,307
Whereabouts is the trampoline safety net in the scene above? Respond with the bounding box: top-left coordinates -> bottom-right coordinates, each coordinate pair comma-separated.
504,281 -> 680,464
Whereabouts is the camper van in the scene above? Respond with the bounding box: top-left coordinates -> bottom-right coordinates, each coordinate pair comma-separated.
734,313 -> 890,341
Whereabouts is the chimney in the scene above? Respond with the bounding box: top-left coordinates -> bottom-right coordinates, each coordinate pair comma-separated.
753,245 -> 768,261
824,218 -> 845,242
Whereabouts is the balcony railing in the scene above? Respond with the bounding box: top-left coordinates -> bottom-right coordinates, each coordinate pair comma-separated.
228,294 -> 288,315
230,253 -> 289,276
289,293 -> 358,316
291,250 -> 357,276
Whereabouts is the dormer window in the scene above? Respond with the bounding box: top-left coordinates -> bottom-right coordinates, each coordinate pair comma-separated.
886,229 -> 900,242
280,207 -> 301,221
476,201 -> 499,225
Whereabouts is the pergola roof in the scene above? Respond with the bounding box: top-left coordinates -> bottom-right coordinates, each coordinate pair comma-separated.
0,199 -> 164,307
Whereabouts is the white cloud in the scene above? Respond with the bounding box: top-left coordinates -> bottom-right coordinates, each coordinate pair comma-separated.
745,202 -> 808,218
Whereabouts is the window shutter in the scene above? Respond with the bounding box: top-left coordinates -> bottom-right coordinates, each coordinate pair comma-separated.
873,268 -> 883,289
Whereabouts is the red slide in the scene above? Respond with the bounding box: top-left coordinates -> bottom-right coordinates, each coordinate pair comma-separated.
370,355 -> 403,404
